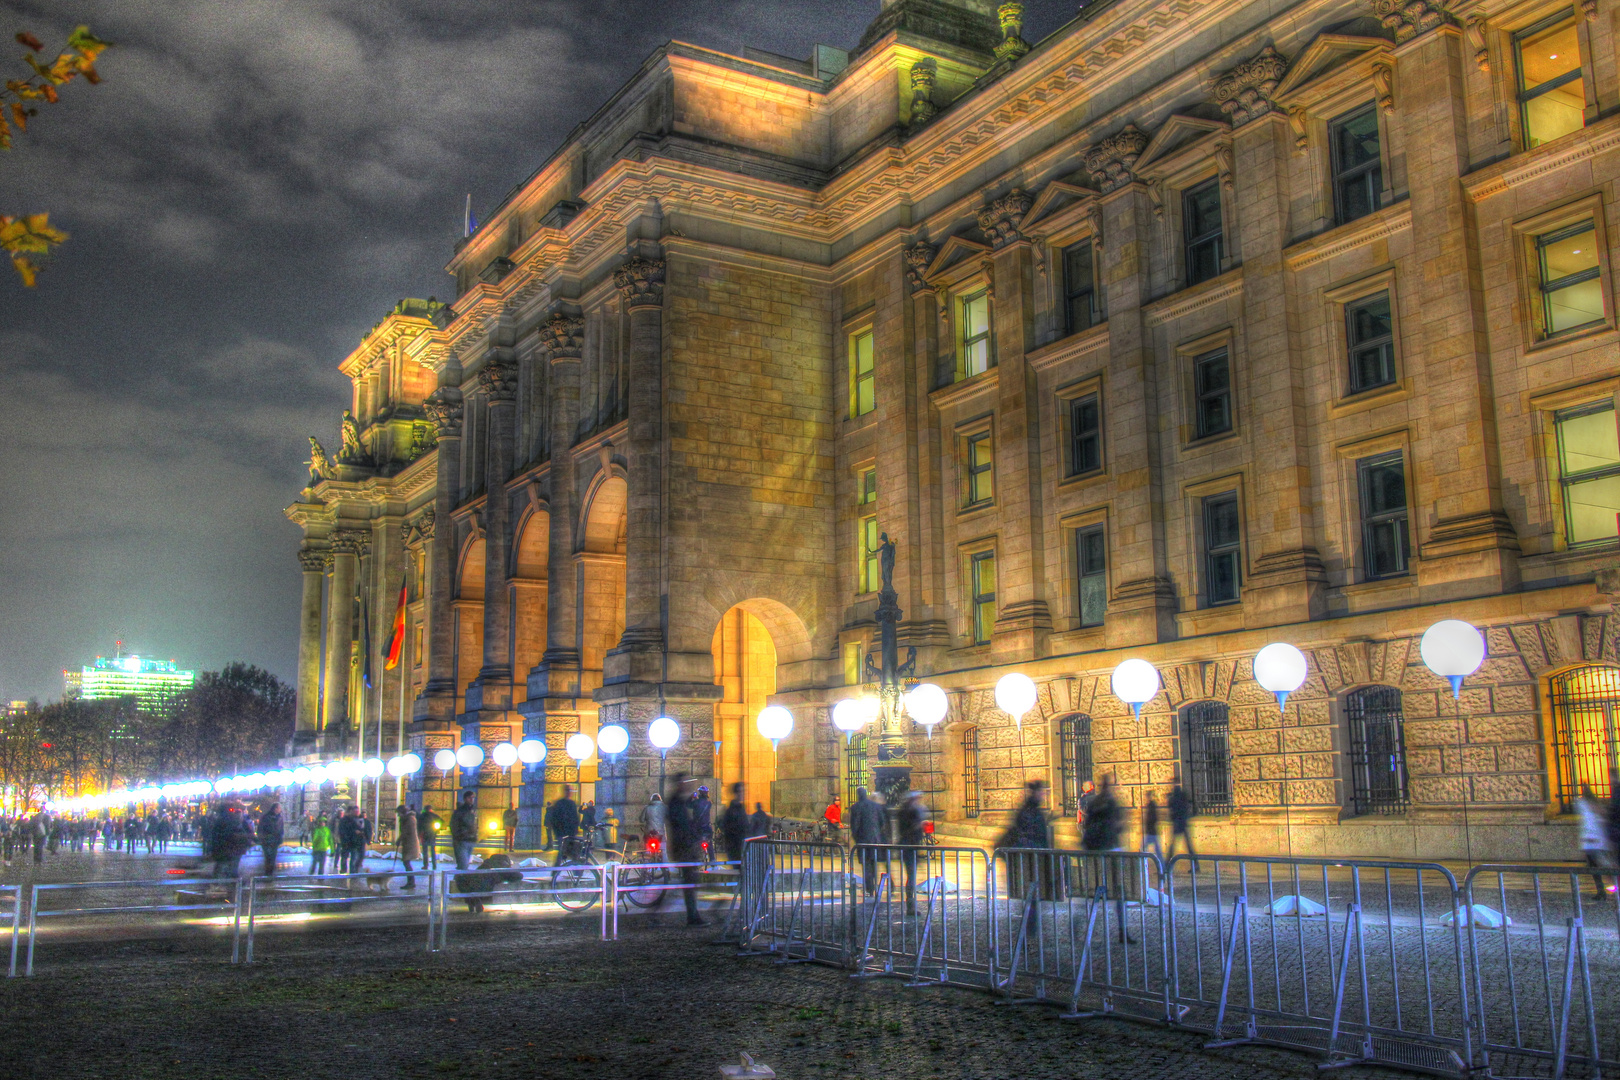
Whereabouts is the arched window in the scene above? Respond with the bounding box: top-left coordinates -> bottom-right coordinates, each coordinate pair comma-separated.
1345,686 -> 1409,814
1550,665 -> 1620,810
1056,714 -> 1094,814
961,726 -> 981,819
843,734 -> 870,809
1182,702 -> 1232,816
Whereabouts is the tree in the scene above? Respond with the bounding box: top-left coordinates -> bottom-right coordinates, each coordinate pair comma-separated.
2,25 -> 109,285
152,664 -> 296,780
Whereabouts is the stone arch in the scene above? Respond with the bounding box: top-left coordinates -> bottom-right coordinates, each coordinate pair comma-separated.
456,535 -> 485,600
580,472 -> 627,555
512,505 -> 549,580
455,535 -> 486,703
509,507 -> 550,703
1544,662 -> 1620,810
710,603 -> 783,812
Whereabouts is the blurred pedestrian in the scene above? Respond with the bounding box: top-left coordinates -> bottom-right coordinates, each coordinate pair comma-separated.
849,787 -> 885,896
1167,776 -> 1197,871
747,801 -> 770,842
1075,779 -> 1096,834
896,790 -> 928,915
660,775 -> 706,926
719,783 -> 748,864
694,786 -> 714,866
31,810 -> 48,864
1140,791 -> 1163,862
418,803 -> 442,870
640,794 -> 665,847
502,806 -> 518,852
209,801 -> 253,881
337,806 -> 364,875
450,791 -> 478,871
309,815 -> 333,875
1000,780 -> 1056,902
396,802 -> 421,890
1081,774 -> 1131,942
545,786 -> 579,866
258,801 -> 284,878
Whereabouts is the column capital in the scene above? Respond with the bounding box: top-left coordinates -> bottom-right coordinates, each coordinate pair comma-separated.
329,529 -> 369,558
977,188 -> 1032,250
403,507 -> 435,546
904,241 -> 937,294
476,360 -> 518,404
1212,45 -> 1289,127
423,388 -> 464,438
1085,124 -> 1150,193
614,257 -> 665,310
298,547 -> 327,573
541,312 -> 585,363
1371,0 -> 1456,43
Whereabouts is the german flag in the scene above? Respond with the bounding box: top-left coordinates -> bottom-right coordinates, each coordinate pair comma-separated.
383,579 -> 408,670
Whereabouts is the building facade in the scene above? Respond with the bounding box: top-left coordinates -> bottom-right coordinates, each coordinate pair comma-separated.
65,652 -> 196,719
289,0 -> 1620,859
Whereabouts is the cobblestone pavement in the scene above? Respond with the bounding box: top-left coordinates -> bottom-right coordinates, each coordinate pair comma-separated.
0,896 -> 1423,1080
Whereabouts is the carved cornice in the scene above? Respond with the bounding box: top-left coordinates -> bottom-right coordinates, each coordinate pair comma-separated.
422,389 -> 464,438
1084,125 -> 1151,194
904,242 -> 938,293
1212,45 -> 1289,127
298,548 -> 327,573
1283,203 -> 1412,269
541,313 -> 585,363
402,507 -> 435,547
476,361 -> 518,403
1462,116 -> 1620,202
976,189 -> 1033,249
614,257 -> 666,309
1143,271 -> 1244,326
1371,0 -> 1454,43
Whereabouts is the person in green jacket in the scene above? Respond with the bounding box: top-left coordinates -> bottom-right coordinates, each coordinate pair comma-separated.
310,820 -> 334,876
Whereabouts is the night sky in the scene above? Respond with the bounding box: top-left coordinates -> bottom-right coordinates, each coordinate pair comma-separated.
0,0 -> 1076,703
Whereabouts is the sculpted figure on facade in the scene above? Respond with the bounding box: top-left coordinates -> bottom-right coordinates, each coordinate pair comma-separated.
1212,45 -> 1289,127
1084,124 -> 1150,193
909,58 -> 939,126
338,409 -> 368,465
977,188 -> 1033,249
306,436 -> 338,484
614,257 -> 665,309
994,2 -> 1030,61
903,241 -> 938,293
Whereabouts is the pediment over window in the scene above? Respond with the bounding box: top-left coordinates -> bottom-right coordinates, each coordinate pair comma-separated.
923,234 -> 992,281
1019,180 -> 1099,232
1275,34 -> 1395,107
1133,114 -> 1230,182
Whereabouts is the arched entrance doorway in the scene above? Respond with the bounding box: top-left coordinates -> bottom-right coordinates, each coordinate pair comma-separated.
711,606 -> 778,811
564,474 -> 626,808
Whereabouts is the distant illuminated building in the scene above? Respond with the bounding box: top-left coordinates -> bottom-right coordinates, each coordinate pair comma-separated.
3,701 -> 26,719
66,648 -> 195,717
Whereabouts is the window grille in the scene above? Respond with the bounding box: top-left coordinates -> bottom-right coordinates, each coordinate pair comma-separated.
844,734 -> 870,809
1057,714 -> 1093,815
1345,686 -> 1410,814
1550,665 -> 1620,811
1182,702 -> 1232,816
962,726 -> 980,818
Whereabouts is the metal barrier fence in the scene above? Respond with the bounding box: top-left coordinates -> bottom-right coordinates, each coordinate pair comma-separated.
26,876 -> 246,975
737,840 -> 850,966
242,870 -> 437,963
0,886 -> 19,977
429,862 -> 612,951
1464,863 -> 1620,1080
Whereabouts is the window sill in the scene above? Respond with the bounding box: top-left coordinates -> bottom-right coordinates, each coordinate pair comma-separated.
1056,467 -> 1107,491
1028,320 -> 1110,370
1330,378 -> 1410,418
958,501 -> 996,520
1182,429 -> 1239,452
929,366 -> 999,409
1527,321 -> 1615,354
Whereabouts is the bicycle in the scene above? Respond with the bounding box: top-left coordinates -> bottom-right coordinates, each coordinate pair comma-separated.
551,828 -> 671,911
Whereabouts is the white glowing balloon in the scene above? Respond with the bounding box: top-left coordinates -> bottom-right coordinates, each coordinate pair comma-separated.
832,698 -> 869,743
491,742 -> 518,769
1421,619 -> 1485,698
596,724 -> 629,757
1253,642 -> 1309,711
995,673 -> 1038,728
905,683 -> 949,738
401,752 -> 423,774
1111,658 -> 1161,719
456,743 -> 485,770
307,765 -> 328,785
517,739 -> 546,765
433,749 -> 457,772
386,756 -> 407,778
756,705 -> 794,750
566,732 -> 595,763
648,716 -> 681,752
214,778 -> 231,794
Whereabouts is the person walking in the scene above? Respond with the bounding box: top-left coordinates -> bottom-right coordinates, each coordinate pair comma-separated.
848,787 -> 886,897
1081,774 -> 1131,942
501,806 -> 518,852
418,804 -> 443,870
208,801 -> 253,882
1140,791 -> 1163,862
337,806 -> 364,875
661,775 -> 706,926
258,801 -> 284,878
309,815 -> 333,876
395,802 -> 422,890
1001,780 -> 1055,902
694,786 -> 714,865
1576,784 -> 1610,899
896,790 -> 927,916
822,795 -> 842,841
31,809 -> 48,864
1167,777 -> 1198,871
545,786 -> 579,866
640,794 -> 665,848
719,783 -> 748,865
450,791 -> 479,871
747,802 -> 771,842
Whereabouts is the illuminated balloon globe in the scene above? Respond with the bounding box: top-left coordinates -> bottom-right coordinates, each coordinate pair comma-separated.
1253,642 -> 1309,711
832,698 -> 870,743
1111,658 -> 1161,719
363,758 -> 385,779
756,705 -> 794,751
597,724 -> 629,757
566,732 -> 595,764
648,716 -> 681,754
433,748 -> 457,772
995,673 -> 1038,728
401,752 -> 422,774
517,739 -> 546,765
1421,619 -> 1486,698
905,683 -> 949,739
386,756 -> 407,778
214,778 -> 231,794
491,742 -> 518,769
455,743 -> 485,770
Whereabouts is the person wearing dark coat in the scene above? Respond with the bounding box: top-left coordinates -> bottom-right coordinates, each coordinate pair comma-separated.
693,787 -> 714,865
208,802 -> 254,881
449,791 -> 479,871
896,791 -> 928,915
848,787 -> 887,896
337,807 -> 364,875
258,802 -> 284,878
747,803 -> 771,842
719,784 -> 748,864
1166,779 -> 1197,870
661,775 -> 706,925
418,805 -> 443,869
1080,775 -> 1131,941
1000,780 -> 1057,903
544,786 -> 580,865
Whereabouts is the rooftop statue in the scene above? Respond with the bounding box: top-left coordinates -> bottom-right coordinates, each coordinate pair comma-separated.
306,436 -> 337,484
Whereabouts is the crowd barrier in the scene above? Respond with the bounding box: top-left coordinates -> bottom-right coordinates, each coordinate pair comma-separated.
243,870 -> 437,963
734,840 -> 1620,1080
26,876 -> 246,975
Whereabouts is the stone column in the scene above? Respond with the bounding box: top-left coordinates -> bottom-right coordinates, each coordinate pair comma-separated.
519,314 -> 585,849
469,357 -> 518,711
609,255 -> 667,672
903,243 -> 949,644
322,531 -> 365,741
295,547 -> 326,744
416,384 -> 463,721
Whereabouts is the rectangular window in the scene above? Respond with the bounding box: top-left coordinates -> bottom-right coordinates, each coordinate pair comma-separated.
1202,492 -> 1241,606
858,467 -> 877,506
1330,105 -> 1383,225
1346,292 -> 1396,393
1537,221 -> 1604,336
961,291 -> 992,377
858,515 -> 881,592
849,329 -> 875,417
413,625 -> 424,667
1068,394 -> 1101,476
1193,349 -> 1233,439
1555,402 -> 1620,545
961,727 -> 980,818
970,551 -> 996,645
965,433 -> 994,505
1516,11 -> 1585,148
843,641 -> 864,685
1062,241 -> 1096,335
1183,180 -> 1224,286
1358,451 -> 1410,579
1076,526 -> 1106,628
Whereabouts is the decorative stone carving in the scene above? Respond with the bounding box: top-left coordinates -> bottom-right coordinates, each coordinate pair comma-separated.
1084,124 -> 1150,193
298,548 -> 327,573
329,530 -> 369,558
1465,13 -> 1488,69
1214,142 -> 1235,191
403,508 -> 435,546
981,257 -> 996,299
1087,203 -> 1104,248
476,360 -> 518,403
540,313 -> 584,362
1147,181 -> 1165,219
903,241 -> 937,293
614,257 -> 665,309
1288,106 -> 1310,153
409,421 -> 436,458
1371,0 -> 1454,44
422,389 -> 464,438
337,409 -> 369,465
1372,60 -> 1395,112
976,188 -> 1032,249
909,59 -> 938,126
1212,45 -> 1289,127
306,436 -> 338,483
1583,0 -> 1597,20
994,2 -> 1031,62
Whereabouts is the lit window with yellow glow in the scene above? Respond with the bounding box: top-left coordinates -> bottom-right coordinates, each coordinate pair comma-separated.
1555,401 -> 1620,545
965,433 -> 994,506
858,515 -> 880,593
960,291 -> 992,378
1550,664 -> 1620,808
970,551 -> 996,645
850,329 -> 875,418
1516,12 -> 1585,148
1537,221 -> 1604,336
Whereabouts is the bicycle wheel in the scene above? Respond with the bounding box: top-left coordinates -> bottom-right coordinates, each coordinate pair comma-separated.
553,861 -> 600,912
621,854 -> 670,908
